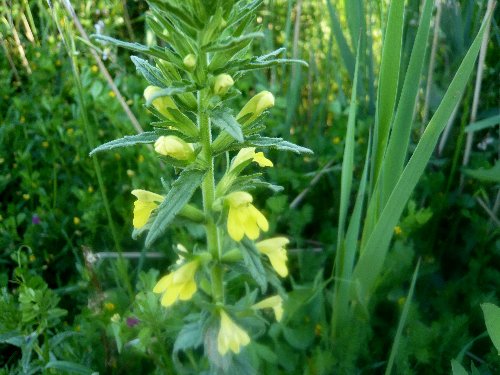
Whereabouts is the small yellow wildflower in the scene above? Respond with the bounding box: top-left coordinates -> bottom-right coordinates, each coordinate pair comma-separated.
42,141 -> 49,148
255,237 -> 289,277
213,73 -> 234,96
66,128 -> 74,135
23,194 -> 30,201
217,310 -> 250,355
143,86 -> 178,120
29,254 -> 36,262
73,217 -> 80,225
88,186 -> 94,193
153,260 -> 200,307
108,90 -> 116,98
131,189 -> 164,229
126,169 -> 135,177
91,65 -> 99,73
104,302 -> 116,311
237,91 -> 275,124
397,297 -> 406,307
314,323 -> 322,336
252,295 -> 283,321
226,191 -> 269,241
230,147 -> 273,172
20,116 -> 26,124
138,154 -> 145,163
75,325 -> 81,332
183,53 -> 197,69
154,136 -> 194,161
55,60 -> 61,67
333,136 -> 341,144
394,226 -> 402,235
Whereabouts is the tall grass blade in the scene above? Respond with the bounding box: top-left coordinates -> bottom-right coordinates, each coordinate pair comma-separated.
326,0 -> 355,82
385,259 -> 420,375
372,0 -> 405,184
352,6 -> 494,305
381,0 -> 434,204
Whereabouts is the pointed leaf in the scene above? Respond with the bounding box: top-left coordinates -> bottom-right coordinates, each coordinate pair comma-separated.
89,132 -> 157,156
211,109 -> 244,142
244,136 -> 313,154
131,56 -> 167,87
481,303 -> 500,354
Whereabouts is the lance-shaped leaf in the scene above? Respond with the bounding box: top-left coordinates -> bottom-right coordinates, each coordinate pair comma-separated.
481,303 -> 500,354
211,109 -> 244,143
89,132 -> 158,156
244,136 -> 313,154
145,168 -> 206,247
92,35 -> 168,60
241,239 -> 267,293
131,56 -> 167,88
351,7 -> 494,305
203,32 -> 264,52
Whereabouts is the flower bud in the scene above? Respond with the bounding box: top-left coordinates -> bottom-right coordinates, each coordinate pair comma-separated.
143,86 -> 178,120
183,54 -> 197,69
236,91 -> 275,124
154,135 -> 194,161
213,73 -> 234,96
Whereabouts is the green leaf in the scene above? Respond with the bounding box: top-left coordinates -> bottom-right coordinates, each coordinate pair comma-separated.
351,6 -> 494,305
211,109 -> 244,143
204,32 -> 264,52
244,136 -> 313,154
381,0 -> 434,204
451,360 -> 469,375
385,260 -> 420,375
326,0 -> 355,82
92,34 -> 168,60
174,319 -> 204,352
89,132 -> 158,156
145,168 -> 206,247
373,0 -> 405,184
45,361 -> 95,375
465,114 -> 500,132
481,303 -> 500,354
130,56 -> 167,87
462,161 -> 500,183
241,239 -> 267,293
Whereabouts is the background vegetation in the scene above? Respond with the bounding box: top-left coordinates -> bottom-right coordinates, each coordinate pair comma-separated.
0,0 -> 498,374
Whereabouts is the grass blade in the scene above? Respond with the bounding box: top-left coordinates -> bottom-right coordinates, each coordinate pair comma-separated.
381,0 -> 434,204
352,5 -> 494,305
385,259 -> 421,375
372,0 -> 405,184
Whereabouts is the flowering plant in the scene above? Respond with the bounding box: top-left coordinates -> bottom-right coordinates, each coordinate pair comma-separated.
90,0 -> 310,372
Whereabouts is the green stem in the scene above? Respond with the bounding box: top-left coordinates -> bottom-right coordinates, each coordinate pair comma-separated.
198,85 -> 224,303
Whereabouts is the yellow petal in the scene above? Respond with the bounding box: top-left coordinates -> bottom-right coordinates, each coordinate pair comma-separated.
253,152 -> 273,167
131,189 -> 164,203
153,273 -> 173,293
178,280 -> 197,300
256,237 -> 289,253
226,191 -> 253,207
172,260 -> 199,284
268,249 -> 288,277
230,147 -> 256,171
242,207 -> 260,240
227,206 -> 245,241
248,204 -> 269,232
160,283 -> 182,307
133,200 -> 158,229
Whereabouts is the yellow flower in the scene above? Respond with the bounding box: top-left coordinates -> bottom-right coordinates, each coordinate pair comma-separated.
252,295 -> 283,321
230,147 -> 273,172
143,85 -> 178,120
108,90 -> 116,98
394,226 -> 402,235
22,194 -> 30,201
213,73 -> 234,96
91,65 -> 99,73
332,136 -> 341,144
153,260 -> 200,307
73,217 -> 80,225
42,141 -> 49,148
256,237 -> 289,277
131,189 -> 164,229
104,302 -> 115,311
226,191 -> 268,241
154,135 -> 194,160
183,53 -> 197,69
217,310 -> 250,355
237,91 -> 275,124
